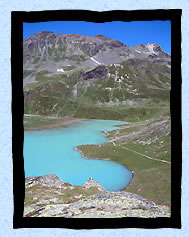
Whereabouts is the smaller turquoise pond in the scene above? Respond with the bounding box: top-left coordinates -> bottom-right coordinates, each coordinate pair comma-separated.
24,120 -> 133,192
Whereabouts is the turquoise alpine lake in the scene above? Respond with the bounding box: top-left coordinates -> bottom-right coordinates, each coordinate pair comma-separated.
24,120 -> 133,192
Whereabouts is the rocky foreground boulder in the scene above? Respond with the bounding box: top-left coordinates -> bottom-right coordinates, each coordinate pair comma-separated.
24,174 -> 170,218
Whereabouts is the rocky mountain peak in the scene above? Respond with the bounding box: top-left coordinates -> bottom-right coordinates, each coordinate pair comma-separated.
153,44 -> 163,51
37,30 -> 53,35
93,34 -> 108,40
145,42 -> 162,51
145,42 -> 154,49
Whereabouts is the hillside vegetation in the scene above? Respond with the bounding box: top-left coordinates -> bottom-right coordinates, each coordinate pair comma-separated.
24,60 -> 170,121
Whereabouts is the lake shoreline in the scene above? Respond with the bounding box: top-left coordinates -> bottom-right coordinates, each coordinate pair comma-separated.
74,146 -> 134,191
24,117 -> 87,131
74,127 -> 134,191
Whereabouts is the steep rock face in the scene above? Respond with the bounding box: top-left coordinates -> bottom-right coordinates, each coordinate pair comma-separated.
78,66 -> 109,81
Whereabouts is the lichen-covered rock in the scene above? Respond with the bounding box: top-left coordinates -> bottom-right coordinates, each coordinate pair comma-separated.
24,191 -> 170,218
25,174 -> 65,189
24,175 -> 170,218
81,177 -> 106,192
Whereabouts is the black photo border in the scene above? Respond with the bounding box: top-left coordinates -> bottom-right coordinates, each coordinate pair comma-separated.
11,9 -> 182,229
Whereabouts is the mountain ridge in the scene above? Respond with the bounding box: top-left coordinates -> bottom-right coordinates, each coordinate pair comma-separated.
23,31 -> 171,119
24,31 -> 170,54
23,31 -> 170,70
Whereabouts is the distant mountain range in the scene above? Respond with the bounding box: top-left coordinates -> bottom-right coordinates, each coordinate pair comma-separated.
24,31 -> 170,71
23,31 -> 171,117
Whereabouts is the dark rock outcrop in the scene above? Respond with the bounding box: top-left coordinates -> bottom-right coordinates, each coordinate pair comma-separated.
81,66 -> 109,80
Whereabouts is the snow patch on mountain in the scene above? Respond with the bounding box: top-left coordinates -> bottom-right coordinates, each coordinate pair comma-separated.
91,57 -> 102,65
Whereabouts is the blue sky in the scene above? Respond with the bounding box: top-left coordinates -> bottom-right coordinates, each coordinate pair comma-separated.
23,21 -> 171,53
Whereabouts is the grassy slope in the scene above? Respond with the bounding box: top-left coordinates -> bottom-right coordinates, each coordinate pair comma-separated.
25,184 -> 101,208
74,100 -> 169,122
76,116 -> 171,206
24,115 -> 61,129
24,115 -> 86,130
24,70 -> 78,116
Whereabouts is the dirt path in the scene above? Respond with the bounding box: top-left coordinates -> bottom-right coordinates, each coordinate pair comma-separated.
111,141 -> 171,164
